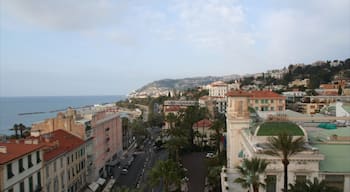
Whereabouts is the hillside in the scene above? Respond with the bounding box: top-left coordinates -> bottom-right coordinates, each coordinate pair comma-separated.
134,74 -> 240,94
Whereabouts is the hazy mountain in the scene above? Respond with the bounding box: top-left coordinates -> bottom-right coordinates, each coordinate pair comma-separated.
135,74 -> 240,94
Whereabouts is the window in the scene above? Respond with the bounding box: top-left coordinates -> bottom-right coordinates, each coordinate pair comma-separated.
271,107 -> 274,111
67,156 -> 69,165
325,175 -> 344,191
20,181 -> 25,192
29,175 -> 33,192
37,171 -> 41,187
54,161 -> 56,172
255,100 -> 259,104
61,172 -> 65,188
36,151 -> 41,163
46,166 -> 49,177
296,175 -> 307,183
28,154 -> 33,168
8,188 -> 14,192
271,99 -> 274,103
19,158 -> 25,173
60,158 -> 63,168
266,175 -> 276,192
7,163 -> 14,179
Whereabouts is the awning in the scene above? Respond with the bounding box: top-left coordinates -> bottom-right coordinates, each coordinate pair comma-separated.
88,182 -> 99,192
97,178 -> 106,186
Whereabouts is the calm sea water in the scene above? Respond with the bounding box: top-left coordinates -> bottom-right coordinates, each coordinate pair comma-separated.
0,95 -> 125,135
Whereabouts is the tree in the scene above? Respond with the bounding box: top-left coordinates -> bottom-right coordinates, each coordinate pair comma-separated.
264,132 -> 306,192
148,160 -> 186,192
10,124 -> 19,139
234,157 -> 269,192
207,166 -> 222,191
288,178 -> 341,192
18,123 -> 26,138
180,105 -> 208,149
210,119 -> 224,156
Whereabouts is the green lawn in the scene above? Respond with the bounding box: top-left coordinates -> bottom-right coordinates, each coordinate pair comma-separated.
257,121 -> 304,136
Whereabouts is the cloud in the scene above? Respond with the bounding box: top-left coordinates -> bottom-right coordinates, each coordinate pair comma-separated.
257,0 -> 350,67
1,0 -> 127,31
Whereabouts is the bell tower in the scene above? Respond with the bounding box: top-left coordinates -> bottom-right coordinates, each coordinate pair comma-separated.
226,91 -> 250,169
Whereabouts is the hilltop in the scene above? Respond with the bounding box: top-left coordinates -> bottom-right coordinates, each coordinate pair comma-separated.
130,74 -> 240,97
130,58 -> 350,98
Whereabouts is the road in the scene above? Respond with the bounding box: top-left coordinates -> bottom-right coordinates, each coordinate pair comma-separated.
113,128 -> 167,190
182,152 -> 207,192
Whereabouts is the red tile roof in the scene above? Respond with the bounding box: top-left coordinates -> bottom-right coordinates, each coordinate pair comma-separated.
164,105 -> 182,112
193,119 -> 213,128
0,142 -> 44,164
41,130 -> 85,161
249,91 -> 285,99
226,90 -> 251,97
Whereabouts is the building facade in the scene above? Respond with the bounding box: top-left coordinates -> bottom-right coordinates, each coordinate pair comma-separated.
0,141 -> 44,192
91,112 -> 123,180
40,130 -> 87,192
248,91 -> 286,112
221,91 -> 350,192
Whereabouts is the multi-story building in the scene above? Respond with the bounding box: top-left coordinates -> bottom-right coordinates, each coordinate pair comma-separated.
0,140 -> 44,192
163,100 -> 198,129
221,90 -> 350,192
91,111 -> 123,180
248,91 -> 286,112
31,108 -> 90,140
288,79 -> 310,88
193,119 -> 214,147
40,130 -> 87,192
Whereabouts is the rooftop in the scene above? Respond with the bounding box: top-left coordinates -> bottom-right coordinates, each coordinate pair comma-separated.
249,90 -> 285,99
314,144 -> 350,173
256,121 -> 304,136
307,127 -> 350,173
41,129 -> 85,161
0,141 -> 44,164
193,119 -> 213,128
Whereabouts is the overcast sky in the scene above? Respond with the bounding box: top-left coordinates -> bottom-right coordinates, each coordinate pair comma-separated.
1,0 -> 349,96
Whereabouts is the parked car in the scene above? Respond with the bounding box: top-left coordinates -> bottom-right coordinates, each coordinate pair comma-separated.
121,168 -> 128,175
206,152 -> 215,158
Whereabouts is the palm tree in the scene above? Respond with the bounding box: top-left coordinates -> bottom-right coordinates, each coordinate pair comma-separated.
210,119 -> 224,156
234,157 -> 269,192
10,124 -> 19,139
18,123 -> 26,138
288,177 -> 341,192
148,159 -> 185,192
264,132 -> 306,192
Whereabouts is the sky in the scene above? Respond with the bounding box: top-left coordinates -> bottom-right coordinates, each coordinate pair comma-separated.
0,0 -> 349,97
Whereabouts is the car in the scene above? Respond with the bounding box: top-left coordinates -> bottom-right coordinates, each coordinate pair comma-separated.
206,152 -> 215,158
121,168 -> 128,175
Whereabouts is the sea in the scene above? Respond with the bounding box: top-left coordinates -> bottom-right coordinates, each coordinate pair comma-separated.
0,95 -> 125,136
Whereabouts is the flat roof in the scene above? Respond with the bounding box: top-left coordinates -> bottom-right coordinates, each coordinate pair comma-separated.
307,127 -> 350,173
313,144 -> 350,173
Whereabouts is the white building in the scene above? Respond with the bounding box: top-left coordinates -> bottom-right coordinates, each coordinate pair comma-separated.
221,90 -> 350,192
0,140 -> 44,192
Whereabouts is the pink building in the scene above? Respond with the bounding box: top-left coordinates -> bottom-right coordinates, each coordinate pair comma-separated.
91,111 -> 123,179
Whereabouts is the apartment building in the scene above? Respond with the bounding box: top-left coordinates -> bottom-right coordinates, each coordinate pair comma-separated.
0,140 -> 44,192
248,91 -> 286,112
91,111 -> 123,180
40,130 -> 87,192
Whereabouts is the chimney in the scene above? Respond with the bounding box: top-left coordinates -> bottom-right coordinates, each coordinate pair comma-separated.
0,146 -> 7,153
